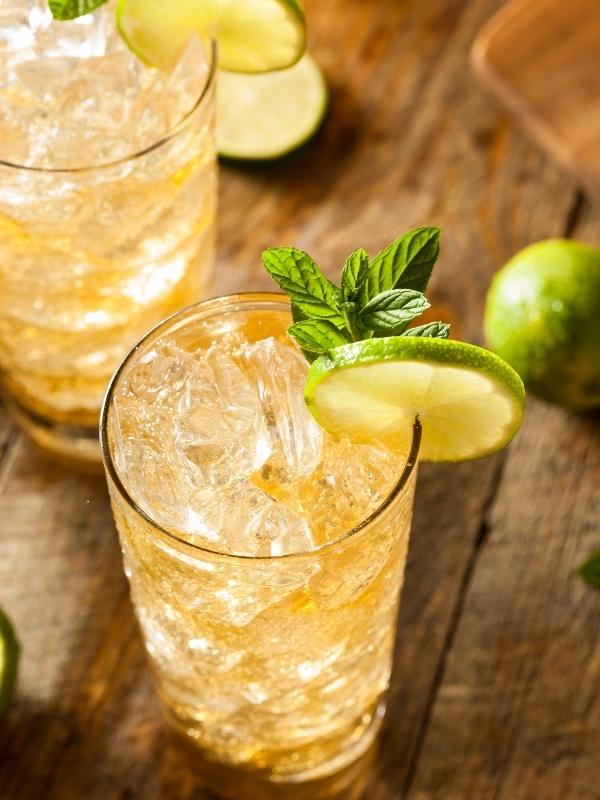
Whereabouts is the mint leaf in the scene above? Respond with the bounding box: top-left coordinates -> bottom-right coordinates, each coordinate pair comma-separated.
340,249 -> 370,338
291,303 -> 309,324
364,226 -> 440,302
577,547 -> 600,588
341,249 -> 369,302
359,289 -> 430,333
289,320 -> 351,354
403,321 -> 450,339
49,0 -> 108,20
262,248 -> 345,329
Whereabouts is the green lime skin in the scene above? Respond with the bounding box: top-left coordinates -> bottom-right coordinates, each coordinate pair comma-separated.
0,606 -> 20,714
484,239 -> 600,410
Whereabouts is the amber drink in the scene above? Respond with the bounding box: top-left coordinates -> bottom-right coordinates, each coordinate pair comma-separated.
0,1 -> 216,461
101,294 -> 419,792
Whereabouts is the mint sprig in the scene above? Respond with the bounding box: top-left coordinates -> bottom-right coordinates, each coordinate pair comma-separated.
262,226 -> 449,360
48,0 -> 108,20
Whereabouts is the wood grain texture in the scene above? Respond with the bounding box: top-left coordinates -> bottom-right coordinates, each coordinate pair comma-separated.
471,0 -> 600,200
407,183 -> 600,800
0,1 -> 596,798
408,398 -> 600,800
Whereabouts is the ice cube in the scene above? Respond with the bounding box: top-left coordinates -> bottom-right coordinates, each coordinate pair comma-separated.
14,56 -> 75,106
175,344 -> 272,488
110,344 -> 198,525
0,12 -> 33,67
244,487 -> 315,557
132,342 -> 194,400
175,479 -> 314,557
306,437 -> 406,541
198,570 -> 310,628
32,2 -> 109,60
117,435 -> 183,527
245,338 -> 323,479
61,51 -> 144,129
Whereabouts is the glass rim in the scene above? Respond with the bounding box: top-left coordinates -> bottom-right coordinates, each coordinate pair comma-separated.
100,292 -> 421,562
0,39 -> 217,175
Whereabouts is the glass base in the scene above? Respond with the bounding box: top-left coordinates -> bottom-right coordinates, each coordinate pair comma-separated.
3,395 -> 102,469
164,701 -> 385,799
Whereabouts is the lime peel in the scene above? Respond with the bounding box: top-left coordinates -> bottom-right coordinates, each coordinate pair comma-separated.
0,607 -> 20,714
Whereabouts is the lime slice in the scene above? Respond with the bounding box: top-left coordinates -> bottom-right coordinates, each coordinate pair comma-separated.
0,607 -> 19,714
217,53 -> 327,160
304,337 -> 525,462
116,0 -> 306,73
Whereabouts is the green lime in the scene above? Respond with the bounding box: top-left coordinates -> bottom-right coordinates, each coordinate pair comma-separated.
217,53 -> 327,160
0,607 -> 19,714
116,0 -> 306,73
485,239 -> 600,410
304,337 -> 524,462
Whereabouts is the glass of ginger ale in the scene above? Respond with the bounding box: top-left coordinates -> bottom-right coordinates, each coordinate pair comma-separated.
101,293 -> 420,795
0,2 -> 216,463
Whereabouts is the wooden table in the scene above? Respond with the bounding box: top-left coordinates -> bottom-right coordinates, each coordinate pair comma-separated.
1,1 -> 599,797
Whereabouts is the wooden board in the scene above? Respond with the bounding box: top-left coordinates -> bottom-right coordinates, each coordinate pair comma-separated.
0,1 -> 598,798
471,0 -> 600,200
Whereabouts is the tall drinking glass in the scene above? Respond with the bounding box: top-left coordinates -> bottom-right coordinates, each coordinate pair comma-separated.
0,2 -> 217,463
101,294 -> 420,797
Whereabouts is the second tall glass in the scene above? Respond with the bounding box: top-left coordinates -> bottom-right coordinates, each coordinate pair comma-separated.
0,5 -> 217,463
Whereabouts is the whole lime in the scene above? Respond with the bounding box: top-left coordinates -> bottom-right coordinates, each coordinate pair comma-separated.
484,239 -> 600,410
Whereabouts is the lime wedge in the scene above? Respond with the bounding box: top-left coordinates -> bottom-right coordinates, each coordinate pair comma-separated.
304,337 -> 525,462
217,53 -> 327,160
0,607 -> 19,714
116,0 -> 306,73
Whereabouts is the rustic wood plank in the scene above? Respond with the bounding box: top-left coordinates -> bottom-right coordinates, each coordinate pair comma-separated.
0,0 -> 584,798
407,199 -> 600,799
